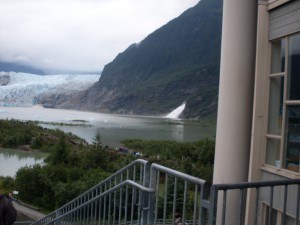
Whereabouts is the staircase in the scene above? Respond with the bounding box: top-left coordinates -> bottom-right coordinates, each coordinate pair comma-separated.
30,159 -> 209,225
28,159 -> 300,225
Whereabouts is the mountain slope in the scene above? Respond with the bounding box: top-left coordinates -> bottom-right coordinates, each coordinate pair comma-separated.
46,0 -> 223,119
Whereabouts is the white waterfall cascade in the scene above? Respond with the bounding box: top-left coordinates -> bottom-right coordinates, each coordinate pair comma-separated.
165,102 -> 186,119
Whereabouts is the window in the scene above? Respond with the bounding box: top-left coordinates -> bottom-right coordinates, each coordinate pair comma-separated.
263,205 -> 300,225
264,206 -> 278,225
266,33 -> 300,173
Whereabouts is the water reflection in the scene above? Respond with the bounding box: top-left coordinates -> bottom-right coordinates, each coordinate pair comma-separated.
0,107 -> 216,147
169,124 -> 184,142
0,148 -> 48,177
0,106 -> 216,176
1,149 -> 46,160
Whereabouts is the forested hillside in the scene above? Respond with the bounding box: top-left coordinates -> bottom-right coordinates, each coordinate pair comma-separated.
40,0 -> 223,119
0,120 -> 215,211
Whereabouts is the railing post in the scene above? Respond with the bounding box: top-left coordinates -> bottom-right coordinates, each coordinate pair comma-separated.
147,166 -> 157,225
208,185 -> 218,225
54,210 -> 61,225
200,182 -> 210,225
141,161 -> 151,225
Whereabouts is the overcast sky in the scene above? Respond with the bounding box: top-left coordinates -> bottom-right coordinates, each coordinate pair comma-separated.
0,0 -> 199,73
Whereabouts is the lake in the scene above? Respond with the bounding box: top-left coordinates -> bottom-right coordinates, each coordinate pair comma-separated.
0,106 -> 216,147
0,148 -> 47,177
0,106 -> 216,177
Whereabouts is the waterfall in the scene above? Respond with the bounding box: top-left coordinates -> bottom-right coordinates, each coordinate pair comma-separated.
165,102 -> 186,119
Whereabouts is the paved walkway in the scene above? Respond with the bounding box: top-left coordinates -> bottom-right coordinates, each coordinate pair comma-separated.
12,200 -> 46,222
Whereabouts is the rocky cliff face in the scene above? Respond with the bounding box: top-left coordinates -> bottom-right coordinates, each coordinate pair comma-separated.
41,0 -> 223,119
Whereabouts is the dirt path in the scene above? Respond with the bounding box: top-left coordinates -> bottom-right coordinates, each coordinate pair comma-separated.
12,200 -> 46,222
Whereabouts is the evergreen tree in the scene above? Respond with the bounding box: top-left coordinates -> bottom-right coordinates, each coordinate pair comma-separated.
50,133 -> 69,165
92,132 -> 103,151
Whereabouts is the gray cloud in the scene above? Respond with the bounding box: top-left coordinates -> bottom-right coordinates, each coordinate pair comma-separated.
0,0 -> 198,73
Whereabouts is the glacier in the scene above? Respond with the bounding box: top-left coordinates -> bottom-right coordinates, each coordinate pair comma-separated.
0,72 -> 100,107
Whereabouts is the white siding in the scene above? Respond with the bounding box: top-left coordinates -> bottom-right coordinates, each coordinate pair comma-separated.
269,0 -> 300,40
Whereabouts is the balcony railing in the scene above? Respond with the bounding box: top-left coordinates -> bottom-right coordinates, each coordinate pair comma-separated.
209,179 -> 300,225
28,160 -> 300,225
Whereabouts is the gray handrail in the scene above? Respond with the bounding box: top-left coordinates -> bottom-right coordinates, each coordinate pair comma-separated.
151,163 -> 206,184
209,179 -> 300,225
27,159 -> 300,225
148,163 -> 209,225
213,178 -> 300,190
34,180 -> 154,225
31,159 -> 149,225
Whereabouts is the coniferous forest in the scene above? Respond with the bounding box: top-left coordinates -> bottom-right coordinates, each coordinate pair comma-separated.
0,119 -> 214,212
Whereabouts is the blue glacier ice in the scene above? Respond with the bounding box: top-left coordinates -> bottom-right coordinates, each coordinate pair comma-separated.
0,72 -> 100,107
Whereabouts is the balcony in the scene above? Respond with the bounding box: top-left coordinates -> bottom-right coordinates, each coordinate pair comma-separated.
19,159 -> 299,225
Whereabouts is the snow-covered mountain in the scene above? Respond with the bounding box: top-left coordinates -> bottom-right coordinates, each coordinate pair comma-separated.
0,72 -> 100,107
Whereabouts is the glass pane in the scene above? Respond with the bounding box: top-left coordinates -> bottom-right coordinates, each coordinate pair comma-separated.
266,138 -> 281,167
264,206 -> 277,225
284,105 -> 300,172
287,33 -> 300,100
267,77 -> 284,135
271,39 -> 285,74
285,215 -> 300,225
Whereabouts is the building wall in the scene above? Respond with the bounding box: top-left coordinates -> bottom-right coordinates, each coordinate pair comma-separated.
269,0 -> 300,40
260,171 -> 300,224
248,0 -> 300,223
213,0 -> 299,223
250,0 -> 300,183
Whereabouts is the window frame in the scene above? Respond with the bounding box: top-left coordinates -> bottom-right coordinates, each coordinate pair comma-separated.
265,33 -> 300,174
262,203 -> 300,225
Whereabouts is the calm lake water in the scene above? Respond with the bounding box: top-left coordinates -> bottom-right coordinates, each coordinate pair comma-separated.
0,148 -> 47,177
0,106 -> 215,146
0,106 -> 216,176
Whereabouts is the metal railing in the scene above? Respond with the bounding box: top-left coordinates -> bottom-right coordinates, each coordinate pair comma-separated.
209,179 -> 300,225
148,163 -> 209,225
34,180 -> 154,225
31,159 -> 150,225
31,159 -> 209,225
30,159 -> 300,225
